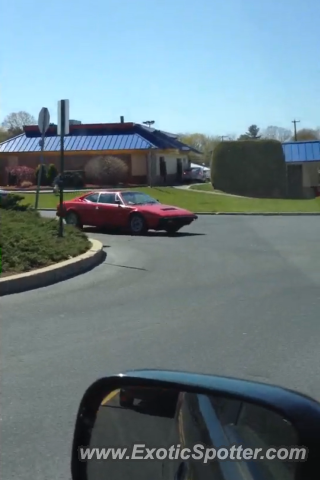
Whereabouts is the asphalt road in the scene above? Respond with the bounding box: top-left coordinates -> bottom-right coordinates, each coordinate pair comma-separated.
1,215 -> 320,480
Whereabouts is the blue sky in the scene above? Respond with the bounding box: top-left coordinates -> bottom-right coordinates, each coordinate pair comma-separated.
1,0 -> 319,136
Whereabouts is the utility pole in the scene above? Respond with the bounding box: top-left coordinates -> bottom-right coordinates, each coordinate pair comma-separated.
292,119 -> 300,141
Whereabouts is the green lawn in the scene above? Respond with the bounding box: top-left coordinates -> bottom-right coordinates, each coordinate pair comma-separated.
20,187 -> 320,213
189,183 -> 215,192
0,209 -> 90,275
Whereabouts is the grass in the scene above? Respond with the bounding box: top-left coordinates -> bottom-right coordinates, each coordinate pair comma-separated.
0,209 -> 91,276
189,183 -> 215,192
20,187 -> 320,213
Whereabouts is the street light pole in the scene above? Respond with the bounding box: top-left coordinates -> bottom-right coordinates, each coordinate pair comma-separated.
143,120 -> 155,128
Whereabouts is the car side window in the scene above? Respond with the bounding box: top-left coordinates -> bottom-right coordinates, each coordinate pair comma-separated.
98,193 -> 117,204
84,193 -> 99,203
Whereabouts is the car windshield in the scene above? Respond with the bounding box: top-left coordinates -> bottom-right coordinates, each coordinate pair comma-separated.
121,192 -> 159,205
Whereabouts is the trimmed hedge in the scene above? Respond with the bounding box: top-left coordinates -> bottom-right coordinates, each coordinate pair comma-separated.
1,209 -> 90,275
211,140 -> 287,198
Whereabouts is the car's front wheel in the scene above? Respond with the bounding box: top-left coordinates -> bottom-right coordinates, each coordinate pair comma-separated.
65,211 -> 83,229
129,214 -> 146,235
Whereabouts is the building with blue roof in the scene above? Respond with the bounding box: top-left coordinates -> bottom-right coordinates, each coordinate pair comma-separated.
282,141 -> 320,198
0,120 -> 202,186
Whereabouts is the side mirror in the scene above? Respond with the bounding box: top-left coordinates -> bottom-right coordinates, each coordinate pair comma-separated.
114,199 -> 122,206
71,370 -> 320,480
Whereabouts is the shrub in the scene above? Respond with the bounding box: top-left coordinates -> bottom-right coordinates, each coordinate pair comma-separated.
47,164 -> 59,185
21,180 -> 33,188
0,193 -> 31,211
61,171 -> 85,189
35,164 -> 48,186
85,156 -> 129,186
211,140 -> 287,198
0,209 -> 90,275
7,166 -> 35,186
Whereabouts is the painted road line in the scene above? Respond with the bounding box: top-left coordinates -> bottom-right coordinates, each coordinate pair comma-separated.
101,389 -> 120,405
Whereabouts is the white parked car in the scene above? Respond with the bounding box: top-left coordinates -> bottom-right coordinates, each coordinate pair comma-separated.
183,165 -> 210,183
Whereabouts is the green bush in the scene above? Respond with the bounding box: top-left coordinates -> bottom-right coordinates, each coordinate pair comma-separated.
211,140 -> 287,197
35,164 -> 48,186
47,164 -> 59,185
0,209 -> 90,275
61,171 -> 85,188
0,193 -> 32,211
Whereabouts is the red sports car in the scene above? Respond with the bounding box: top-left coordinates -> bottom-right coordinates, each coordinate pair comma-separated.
56,190 -> 197,234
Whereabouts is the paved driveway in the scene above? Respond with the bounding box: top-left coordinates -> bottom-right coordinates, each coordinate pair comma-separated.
1,215 -> 320,479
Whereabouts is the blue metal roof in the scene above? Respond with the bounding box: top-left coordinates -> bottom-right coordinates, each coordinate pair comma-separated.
138,125 -> 202,154
0,133 -> 155,153
282,141 -> 320,163
0,123 -> 202,154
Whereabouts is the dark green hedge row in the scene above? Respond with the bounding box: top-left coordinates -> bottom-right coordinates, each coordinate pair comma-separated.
211,140 -> 287,198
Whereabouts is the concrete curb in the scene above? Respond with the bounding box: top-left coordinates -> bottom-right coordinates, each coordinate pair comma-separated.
195,212 -> 320,216
0,239 -> 106,297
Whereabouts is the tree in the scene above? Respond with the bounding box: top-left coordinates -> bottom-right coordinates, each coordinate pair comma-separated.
262,126 -> 292,142
225,133 -> 237,141
85,156 -> 129,185
1,111 -> 36,138
293,128 -> 319,141
238,124 -> 261,140
0,127 -> 10,143
178,133 -> 220,165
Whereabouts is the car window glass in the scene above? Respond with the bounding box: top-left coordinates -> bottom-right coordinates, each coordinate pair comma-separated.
85,193 -> 99,203
99,193 -> 116,204
211,398 -> 299,480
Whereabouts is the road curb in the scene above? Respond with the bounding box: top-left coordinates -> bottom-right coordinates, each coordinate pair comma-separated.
0,239 -> 106,297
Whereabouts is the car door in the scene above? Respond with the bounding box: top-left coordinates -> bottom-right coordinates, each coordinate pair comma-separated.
95,193 -> 122,228
77,192 -> 100,226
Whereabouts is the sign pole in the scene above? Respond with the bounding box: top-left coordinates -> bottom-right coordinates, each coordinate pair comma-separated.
35,136 -> 45,210
35,107 -> 50,210
58,101 -> 66,237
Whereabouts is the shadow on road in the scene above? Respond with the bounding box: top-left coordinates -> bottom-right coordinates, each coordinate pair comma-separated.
82,227 -> 205,238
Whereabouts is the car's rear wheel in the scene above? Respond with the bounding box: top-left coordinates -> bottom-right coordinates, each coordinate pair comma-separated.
65,211 -> 82,229
129,214 -> 146,235
165,225 -> 181,235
